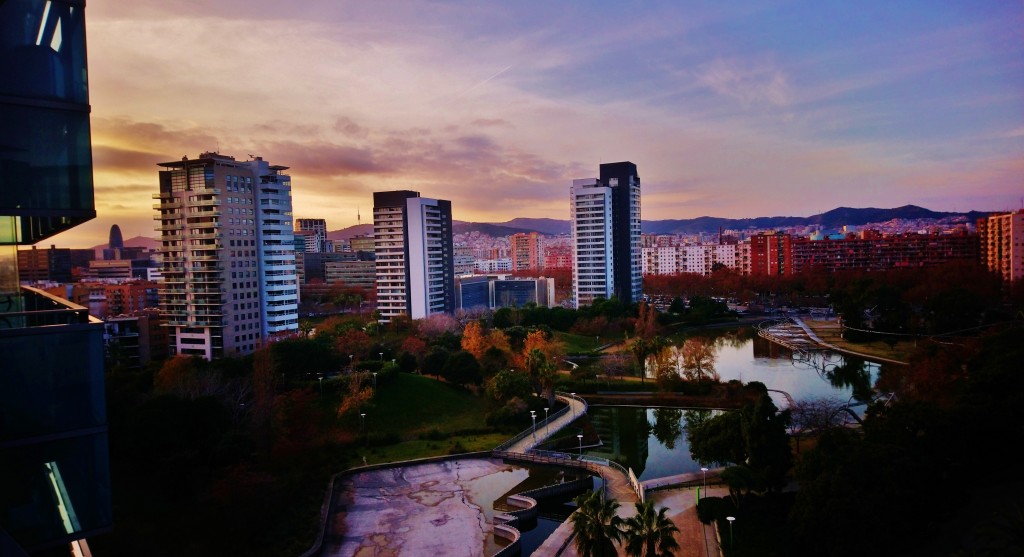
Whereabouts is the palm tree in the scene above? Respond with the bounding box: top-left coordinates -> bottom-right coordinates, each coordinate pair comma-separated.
623,500 -> 681,557
570,490 -> 623,557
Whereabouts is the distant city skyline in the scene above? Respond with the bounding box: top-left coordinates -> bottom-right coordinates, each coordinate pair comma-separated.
52,1 -> 1023,247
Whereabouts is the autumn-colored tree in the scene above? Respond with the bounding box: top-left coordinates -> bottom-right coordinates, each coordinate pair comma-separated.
681,338 -> 719,382
337,373 -> 374,420
523,329 -> 562,361
154,355 -> 220,399
629,337 -> 667,382
418,313 -> 461,338
487,329 -> 512,354
634,301 -> 659,340
400,335 -> 428,364
335,329 -> 373,361
461,320 -> 490,360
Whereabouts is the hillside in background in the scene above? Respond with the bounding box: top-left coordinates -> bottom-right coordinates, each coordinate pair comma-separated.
99,205 -> 990,249
326,205 -> 987,238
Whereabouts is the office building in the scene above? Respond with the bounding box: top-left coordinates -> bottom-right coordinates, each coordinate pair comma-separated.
1,0 -> 111,551
325,259 -> 376,289
155,152 -> 298,359
978,211 -> 1024,282
570,161 -> 642,308
455,275 -> 556,311
373,190 -> 454,323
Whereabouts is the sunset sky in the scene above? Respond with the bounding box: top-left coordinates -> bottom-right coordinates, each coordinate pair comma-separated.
55,0 -> 1023,247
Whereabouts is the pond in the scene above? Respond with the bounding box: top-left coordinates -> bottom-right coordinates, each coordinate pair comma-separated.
583,326 -> 886,479
672,326 -> 883,406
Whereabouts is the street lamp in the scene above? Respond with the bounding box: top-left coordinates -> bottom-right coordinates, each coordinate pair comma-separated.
379,352 -> 383,362
349,354 -> 354,372
577,434 -> 583,458
726,516 -> 735,548
318,375 -> 324,399
544,407 -> 549,436
570,392 -> 576,419
372,372 -> 377,389
700,466 -> 708,494
530,410 -> 536,443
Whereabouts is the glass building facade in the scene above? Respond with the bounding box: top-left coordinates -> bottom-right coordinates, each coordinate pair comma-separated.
1,0 -> 110,551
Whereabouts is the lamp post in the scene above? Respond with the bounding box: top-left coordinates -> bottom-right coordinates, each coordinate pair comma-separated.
700,466 -> 708,494
577,434 -> 583,458
318,375 -> 323,399
570,393 -> 576,419
726,516 -> 735,548
544,407 -> 549,436
372,372 -> 377,389
360,412 -> 366,443
530,410 -> 536,443
379,352 -> 383,362
349,354 -> 354,373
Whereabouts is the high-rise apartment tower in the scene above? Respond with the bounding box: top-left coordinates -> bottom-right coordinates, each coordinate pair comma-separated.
373,191 -> 455,322
978,210 -> 1024,282
510,232 -> 543,272
570,161 -> 642,308
155,152 -> 298,359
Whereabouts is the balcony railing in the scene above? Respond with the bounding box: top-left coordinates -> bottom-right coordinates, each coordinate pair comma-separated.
0,286 -> 97,330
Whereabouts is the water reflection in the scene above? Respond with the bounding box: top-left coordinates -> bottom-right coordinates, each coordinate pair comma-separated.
582,327 -> 885,480
650,408 -> 683,449
680,327 -> 882,405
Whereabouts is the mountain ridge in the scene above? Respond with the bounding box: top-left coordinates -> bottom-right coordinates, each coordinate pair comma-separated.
326,205 -> 989,239
94,206 -> 991,249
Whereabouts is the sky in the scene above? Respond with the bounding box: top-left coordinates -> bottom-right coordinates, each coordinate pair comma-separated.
55,0 -> 1024,247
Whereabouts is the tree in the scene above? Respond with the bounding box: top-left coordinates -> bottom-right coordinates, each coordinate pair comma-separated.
336,373 -> 373,419
422,347 -> 450,377
486,369 -> 533,402
461,320 -> 490,360
400,336 -> 428,366
441,350 -> 483,388
634,301 -> 659,340
623,500 -> 681,557
687,409 -> 746,466
719,464 -> 755,510
479,345 -> 510,378
681,337 -> 718,382
570,490 -> 623,557
629,336 -> 666,382
335,329 -> 373,361
417,313 -> 460,338
742,393 -> 793,492
649,408 -> 683,449
525,348 -> 558,407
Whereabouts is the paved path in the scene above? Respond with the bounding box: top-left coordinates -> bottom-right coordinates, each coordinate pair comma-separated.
533,485 -> 728,556
501,394 -> 639,508
504,395 -> 586,453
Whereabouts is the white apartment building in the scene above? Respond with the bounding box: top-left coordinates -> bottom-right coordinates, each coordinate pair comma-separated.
571,178 -> 615,308
373,191 -> 455,323
155,152 -> 298,359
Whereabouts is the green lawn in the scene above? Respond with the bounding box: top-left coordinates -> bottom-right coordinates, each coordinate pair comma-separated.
368,372 -> 496,438
359,433 -> 510,465
556,331 -> 614,354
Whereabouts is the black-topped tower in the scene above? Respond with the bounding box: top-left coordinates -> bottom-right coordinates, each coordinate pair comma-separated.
599,161 -> 642,305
